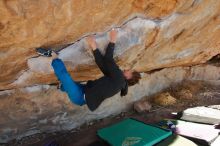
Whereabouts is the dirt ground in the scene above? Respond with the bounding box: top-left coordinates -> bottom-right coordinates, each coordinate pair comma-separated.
3,80 -> 220,146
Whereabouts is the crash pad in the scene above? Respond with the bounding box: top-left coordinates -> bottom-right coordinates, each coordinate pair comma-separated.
157,119 -> 220,145
211,136 -> 220,146
97,118 -> 172,146
180,106 -> 220,124
208,105 -> 220,110
156,135 -> 198,146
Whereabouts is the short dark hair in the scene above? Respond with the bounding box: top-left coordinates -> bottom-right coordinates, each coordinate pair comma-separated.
127,71 -> 141,86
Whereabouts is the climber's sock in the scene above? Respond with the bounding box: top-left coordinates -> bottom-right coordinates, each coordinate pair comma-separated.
36,48 -> 52,57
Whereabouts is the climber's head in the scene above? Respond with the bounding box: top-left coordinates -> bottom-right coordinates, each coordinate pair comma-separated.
123,70 -> 141,86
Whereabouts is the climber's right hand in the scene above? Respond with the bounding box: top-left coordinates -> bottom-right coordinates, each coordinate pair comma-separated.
87,36 -> 97,51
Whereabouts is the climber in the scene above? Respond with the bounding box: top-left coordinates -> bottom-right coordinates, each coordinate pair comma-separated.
36,29 -> 141,111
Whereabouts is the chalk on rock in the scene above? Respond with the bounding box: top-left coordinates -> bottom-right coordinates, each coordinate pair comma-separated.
134,100 -> 152,113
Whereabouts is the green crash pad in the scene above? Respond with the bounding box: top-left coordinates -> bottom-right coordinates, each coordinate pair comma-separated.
97,118 -> 172,146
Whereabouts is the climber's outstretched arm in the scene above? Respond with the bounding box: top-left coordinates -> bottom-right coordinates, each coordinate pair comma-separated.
87,36 -> 109,75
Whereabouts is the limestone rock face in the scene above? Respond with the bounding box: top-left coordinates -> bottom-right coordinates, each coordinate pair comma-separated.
1,0 -> 220,143
0,0 -> 178,89
0,0 -> 220,90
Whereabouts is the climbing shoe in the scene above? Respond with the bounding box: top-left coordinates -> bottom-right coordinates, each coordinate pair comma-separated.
36,48 -> 52,57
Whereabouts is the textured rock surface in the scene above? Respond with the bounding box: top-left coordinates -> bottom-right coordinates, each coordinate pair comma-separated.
134,100 -> 152,113
1,64 -> 220,142
1,0 -> 220,90
153,92 -> 177,106
0,0 -> 178,89
1,0 -> 220,143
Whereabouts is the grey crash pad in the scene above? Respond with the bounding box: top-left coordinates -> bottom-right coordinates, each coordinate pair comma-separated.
180,106 -> 220,124
156,135 -> 198,146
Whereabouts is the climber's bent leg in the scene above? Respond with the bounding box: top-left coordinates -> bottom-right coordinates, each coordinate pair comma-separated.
51,58 -> 86,106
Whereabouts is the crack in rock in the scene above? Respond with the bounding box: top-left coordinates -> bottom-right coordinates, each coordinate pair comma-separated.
12,16 -> 160,87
